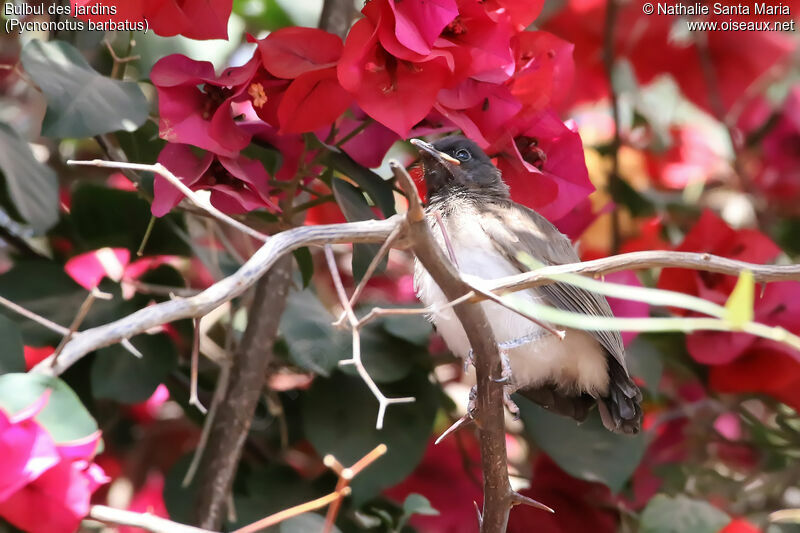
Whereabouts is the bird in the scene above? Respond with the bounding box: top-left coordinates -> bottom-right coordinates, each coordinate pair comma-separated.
411,135 -> 642,435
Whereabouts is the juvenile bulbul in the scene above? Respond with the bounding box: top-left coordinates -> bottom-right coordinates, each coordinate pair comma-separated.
412,135 -> 642,434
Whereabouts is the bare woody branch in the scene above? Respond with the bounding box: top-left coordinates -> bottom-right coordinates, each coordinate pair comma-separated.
87,505 -> 217,533
390,161 -> 517,533
30,217 -> 402,377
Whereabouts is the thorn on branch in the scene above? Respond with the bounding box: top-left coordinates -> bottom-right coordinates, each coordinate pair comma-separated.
510,491 -> 555,514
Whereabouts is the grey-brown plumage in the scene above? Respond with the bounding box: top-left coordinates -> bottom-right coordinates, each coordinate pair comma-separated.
412,135 -> 642,434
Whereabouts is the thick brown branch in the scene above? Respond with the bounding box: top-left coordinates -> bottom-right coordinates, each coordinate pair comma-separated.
318,0 -> 356,39
391,162 -> 513,533
193,255 -> 293,529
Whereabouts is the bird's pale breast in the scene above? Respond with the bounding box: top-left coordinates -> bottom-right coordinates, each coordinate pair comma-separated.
413,201 -> 610,396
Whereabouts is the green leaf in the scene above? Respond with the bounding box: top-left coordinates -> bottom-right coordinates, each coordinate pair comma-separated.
302,370 -> 439,504
0,261 -> 135,345
608,175 -> 655,218
517,397 -> 647,492
341,324 -> 420,383
281,290 -> 350,375
0,373 -> 98,443
281,514 -> 342,533
234,0 -> 296,30
69,183 -> 191,256
332,178 -> 387,281
640,494 -> 731,533
724,270 -> 754,328
626,335 -> 664,394
325,150 -> 396,218
375,307 -> 433,347
403,493 -> 439,517
0,315 -> 25,374
115,120 -> 165,165
293,247 -> 314,288
0,123 -> 59,232
21,39 -> 148,138
91,333 -> 178,404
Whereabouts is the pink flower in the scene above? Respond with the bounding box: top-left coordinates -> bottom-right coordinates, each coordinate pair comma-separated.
646,127 -> 727,190
71,0 -> 232,40
0,392 -> 108,533
65,247 -> 130,290
755,86 -> 800,206
151,54 -> 259,157
255,28 -> 353,134
338,4 -> 453,137
152,143 -> 279,217
491,110 -> 595,221
119,473 -> 168,533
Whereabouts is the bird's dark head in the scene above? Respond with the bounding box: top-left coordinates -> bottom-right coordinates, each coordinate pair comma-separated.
411,135 -> 509,203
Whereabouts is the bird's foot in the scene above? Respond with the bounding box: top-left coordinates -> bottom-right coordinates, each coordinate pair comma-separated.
496,349 -> 520,419
464,349 -> 475,373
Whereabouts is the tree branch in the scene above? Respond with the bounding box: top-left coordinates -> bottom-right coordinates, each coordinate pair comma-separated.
193,254 -> 293,529
30,217 -> 401,377
88,505 -> 217,533
390,161 -> 515,533
318,0 -> 356,39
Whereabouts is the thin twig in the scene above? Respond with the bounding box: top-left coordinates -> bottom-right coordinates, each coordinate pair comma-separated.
88,505 -> 216,533
235,491 -> 348,533
51,288 -> 112,366
189,318 -> 207,414
333,223 -> 403,327
30,217 -> 402,377
324,246 -> 414,429
323,444 -> 387,533
67,159 -> 269,242
0,295 -> 70,335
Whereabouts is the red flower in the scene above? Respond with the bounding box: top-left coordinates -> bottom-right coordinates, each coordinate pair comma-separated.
720,519 -> 762,533
490,110 -> 595,221
543,0 -> 797,114
71,0 -> 232,40
384,436 -> 483,533
152,143 -> 279,216
646,127 -> 729,190
509,31 -> 576,115
755,86 -> 800,207
256,28 -> 353,134
507,455 -> 619,533
0,393 -> 108,533
119,473 -> 169,533
338,5 -> 453,138
151,54 -> 258,157
657,210 -> 800,409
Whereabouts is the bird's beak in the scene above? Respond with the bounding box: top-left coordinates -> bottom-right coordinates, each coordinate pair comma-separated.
410,139 -> 461,166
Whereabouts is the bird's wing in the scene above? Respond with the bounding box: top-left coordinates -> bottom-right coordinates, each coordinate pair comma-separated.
477,201 -> 629,375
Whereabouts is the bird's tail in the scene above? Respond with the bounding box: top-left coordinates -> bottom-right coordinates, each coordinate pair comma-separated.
597,361 -> 643,435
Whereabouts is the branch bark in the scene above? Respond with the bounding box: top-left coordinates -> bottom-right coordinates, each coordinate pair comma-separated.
31,217 -> 401,377
391,162 -> 514,532
193,254 -> 293,529
318,0 -> 355,39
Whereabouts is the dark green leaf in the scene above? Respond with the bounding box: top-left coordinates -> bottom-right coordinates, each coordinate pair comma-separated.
281,290 -> 350,375
773,218 -> 800,256
0,316 -> 25,374
402,493 -> 439,516
0,373 -> 98,443
375,307 -> 433,347
627,335 -> 664,394
609,175 -> 654,218
332,178 -> 386,281
293,247 -> 314,288
21,39 -> 148,138
517,397 -> 647,492
0,123 -> 59,232
0,261 -> 134,345
115,120 -> 165,165
302,370 -> 439,504
341,325 -> 420,383
640,494 -> 731,533
281,514 -> 341,533
91,333 -> 178,404
325,151 -> 395,217
69,183 -> 190,256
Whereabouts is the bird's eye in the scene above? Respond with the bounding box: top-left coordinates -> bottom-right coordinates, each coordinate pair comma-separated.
454,148 -> 471,161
